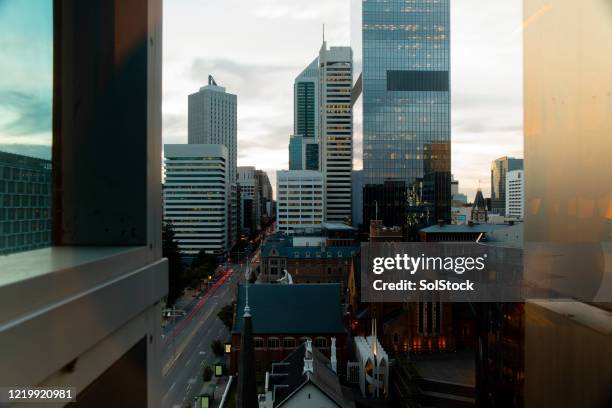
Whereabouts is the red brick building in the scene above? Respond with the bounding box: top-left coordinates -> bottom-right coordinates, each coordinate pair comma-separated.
231,283 -> 348,379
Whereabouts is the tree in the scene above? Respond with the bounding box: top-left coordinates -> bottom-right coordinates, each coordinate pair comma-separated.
163,221 -> 184,306
211,339 -> 224,357
217,302 -> 235,331
202,366 -> 213,382
191,249 -> 219,273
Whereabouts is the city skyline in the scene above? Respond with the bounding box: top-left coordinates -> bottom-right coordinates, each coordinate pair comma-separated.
1,0 -> 523,200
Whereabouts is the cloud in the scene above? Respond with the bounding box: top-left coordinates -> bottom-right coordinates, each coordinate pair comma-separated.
0,91 -> 51,137
188,58 -> 299,102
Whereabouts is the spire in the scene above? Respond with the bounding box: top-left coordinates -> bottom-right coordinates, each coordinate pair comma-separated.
322,23 -> 325,43
237,285 -> 258,408
303,339 -> 314,378
244,258 -> 251,317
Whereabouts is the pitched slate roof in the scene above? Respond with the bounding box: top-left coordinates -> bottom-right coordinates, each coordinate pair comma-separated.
232,284 -> 346,335
269,343 -> 347,407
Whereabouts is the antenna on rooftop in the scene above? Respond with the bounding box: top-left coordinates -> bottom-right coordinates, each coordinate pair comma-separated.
208,74 -> 217,86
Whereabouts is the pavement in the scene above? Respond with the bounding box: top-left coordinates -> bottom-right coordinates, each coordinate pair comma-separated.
161,264 -> 244,408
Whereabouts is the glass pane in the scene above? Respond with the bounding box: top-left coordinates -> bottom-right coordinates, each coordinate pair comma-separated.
0,1 -> 53,255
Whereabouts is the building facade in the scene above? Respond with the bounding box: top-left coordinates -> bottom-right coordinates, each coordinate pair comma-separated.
276,170 -> 324,234
231,284 -> 348,378
505,169 -> 524,220
238,166 -> 257,235
288,135 -> 319,171
260,229 -> 358,290
319,43 -> 353,224
294,57 -> 320,141
255,170 -> 273,228
351,170 -> 364,228
188,76 -> 238,248
490,157 -> 523,216
357,0 -> 451,227
0,151 -> 52,255
164,144 -> 228,255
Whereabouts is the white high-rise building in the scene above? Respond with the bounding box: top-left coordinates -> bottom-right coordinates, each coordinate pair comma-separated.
188,75 -> 238,248
506,170 -> 524,220
319,43 -> 353,224
276,170 -> 324,234
164,144 -> 228,255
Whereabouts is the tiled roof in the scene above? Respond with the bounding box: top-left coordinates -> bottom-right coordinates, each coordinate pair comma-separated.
233,284 -> 346,335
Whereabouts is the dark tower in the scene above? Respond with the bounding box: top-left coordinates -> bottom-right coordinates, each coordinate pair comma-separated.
236,285 -> 258,408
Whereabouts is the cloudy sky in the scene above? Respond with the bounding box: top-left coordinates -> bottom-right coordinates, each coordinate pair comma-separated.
0,0 -> 523,200
163,0 -> 523,199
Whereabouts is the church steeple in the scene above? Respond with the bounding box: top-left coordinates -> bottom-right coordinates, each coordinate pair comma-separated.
236,284 -> 258,408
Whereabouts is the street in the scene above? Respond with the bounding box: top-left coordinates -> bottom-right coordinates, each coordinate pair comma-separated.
161,263 -> 244,408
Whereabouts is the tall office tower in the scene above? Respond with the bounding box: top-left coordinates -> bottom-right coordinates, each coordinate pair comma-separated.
255,170 -> 273,228
319,42 -> 353,223
294,57 -> 319,140
355,0 -> 451,229
188,75 -> 238,249
351,170 -> 364,228
292,57 -> 320,172
164,144 -> 228,256
0,151 -> 52,255
505,169 -> 524,220
238,166 -> 257,235
490,157 -> 523,216
289,134 -> 319,171
276,170 -> 324,234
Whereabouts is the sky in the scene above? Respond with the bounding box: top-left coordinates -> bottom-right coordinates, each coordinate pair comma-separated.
163,0 -> 523,200
0,0 -> 523,200
0,0 -> 53,151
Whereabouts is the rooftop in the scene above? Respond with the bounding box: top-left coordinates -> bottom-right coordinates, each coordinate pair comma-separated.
268,342 -> 348,407
233,284 -> 345,335
420,223 -> 511,234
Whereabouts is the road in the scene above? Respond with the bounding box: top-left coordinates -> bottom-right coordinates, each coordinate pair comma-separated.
161,264 -> 243,408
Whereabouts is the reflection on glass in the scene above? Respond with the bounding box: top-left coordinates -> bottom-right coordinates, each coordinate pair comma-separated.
0,1 -> 53,254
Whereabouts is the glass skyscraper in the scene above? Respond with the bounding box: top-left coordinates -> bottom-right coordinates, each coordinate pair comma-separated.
357,0 -> 451,228
294,58 -> 318,140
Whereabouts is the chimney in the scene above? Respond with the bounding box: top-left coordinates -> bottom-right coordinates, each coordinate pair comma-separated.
330,337 -> 337,373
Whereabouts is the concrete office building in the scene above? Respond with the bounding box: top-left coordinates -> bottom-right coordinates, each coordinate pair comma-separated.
0,151 -> 52,255
319,42 -> 353,223
188,75 -> 238,249
164,144 -> 228,256
505,170 -> 524,220
354,0 -> 451,227
276,170 -> 324,234
490,156 -> 523,216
